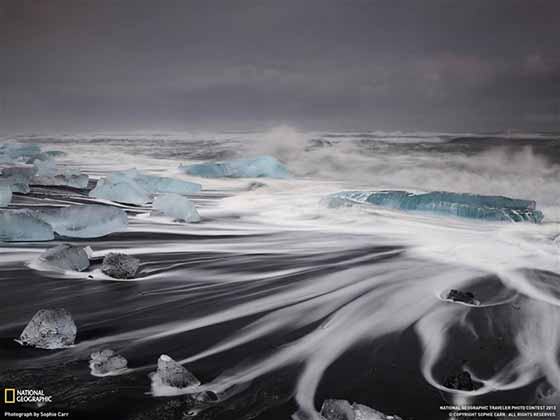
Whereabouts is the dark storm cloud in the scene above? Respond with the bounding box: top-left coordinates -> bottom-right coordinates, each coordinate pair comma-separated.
1,0 -> 559,132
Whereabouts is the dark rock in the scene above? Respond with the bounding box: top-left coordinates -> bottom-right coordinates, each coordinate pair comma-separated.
446,289 -> 477,305
101,252 -> 140,279
444,371 -> 483,391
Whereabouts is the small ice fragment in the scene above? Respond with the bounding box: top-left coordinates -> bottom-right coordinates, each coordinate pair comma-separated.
155,354 -> 200,388
38,244 -> 91,272
152,193 -> 200,222
320,399 -> 403,420
89,349 -> 128,375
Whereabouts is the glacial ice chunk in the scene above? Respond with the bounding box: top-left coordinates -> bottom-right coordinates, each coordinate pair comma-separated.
17,308 -> 77,349
101,252 -> 140,279
34,205 -> 128,238
89,349 -> 128,375
0,143 -> 41,160
33,173 -> 89,189
89,176 -> 150,205
0,210 -> 54,241
180,155 -> 289,179
320,399 -> 403,420
152,193 -> 200,222
154,354 -> 200,388
30,158 -> 89,188
0,165 -> 37,193
39,244 -> 91,271
324,190 -> 544,223
0,185 -> 12,207
115,169 -> 201,194
90,169 -> 200,205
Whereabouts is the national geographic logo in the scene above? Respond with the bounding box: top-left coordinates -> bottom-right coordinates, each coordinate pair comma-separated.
3,388 -> 53,404
4,388 -> 15,404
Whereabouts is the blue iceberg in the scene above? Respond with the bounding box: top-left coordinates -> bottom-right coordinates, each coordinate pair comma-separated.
180,155 -> 289,179
325,190 -> 544,223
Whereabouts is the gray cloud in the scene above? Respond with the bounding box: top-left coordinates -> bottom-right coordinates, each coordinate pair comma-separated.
1,0 -> 559,132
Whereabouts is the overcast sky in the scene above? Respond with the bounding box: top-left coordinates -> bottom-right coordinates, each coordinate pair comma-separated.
1,0 -> 559,132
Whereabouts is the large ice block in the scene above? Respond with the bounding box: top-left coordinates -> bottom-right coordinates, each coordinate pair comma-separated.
180,155 -> 289,178
0,209 -> 54,241
325,190 -> 544,223
34,205 -> 128,238
152,193 -> 201,222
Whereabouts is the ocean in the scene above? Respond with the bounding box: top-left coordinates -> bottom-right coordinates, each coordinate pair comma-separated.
1,128 -> 559,419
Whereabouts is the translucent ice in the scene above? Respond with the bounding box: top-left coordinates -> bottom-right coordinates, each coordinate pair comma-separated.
17,308 -> 77,349
0,185 -> 12,207
34,205 -> 128,238
0,165 -> 37,193
154,354 -> 200,388
152,193 -> 200,222
320,399 -> 403,420
115,169 -> 201,194
89,176 -> 150,205
180,155 -> 289,179
33,159 -> 89,188
90,169 -> 200,205
0,210 -> 54,241
90,349 -> 128,375
38,244 -> 91,272
325,190 -> 544,223
0,143 -> 41,160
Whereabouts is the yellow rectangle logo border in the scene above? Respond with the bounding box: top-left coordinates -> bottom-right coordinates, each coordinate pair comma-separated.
4,388 -> 16,403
